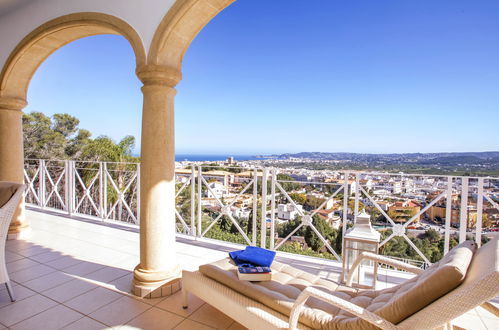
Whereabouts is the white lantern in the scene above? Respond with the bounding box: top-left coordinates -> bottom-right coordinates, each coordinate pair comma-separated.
342,211 -> 380,289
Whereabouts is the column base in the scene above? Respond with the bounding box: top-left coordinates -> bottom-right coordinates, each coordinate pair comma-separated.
7,226 -> 31,240
132,264 -> 182,298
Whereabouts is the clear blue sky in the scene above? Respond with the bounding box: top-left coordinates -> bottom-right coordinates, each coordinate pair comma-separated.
26,0 -> 499,155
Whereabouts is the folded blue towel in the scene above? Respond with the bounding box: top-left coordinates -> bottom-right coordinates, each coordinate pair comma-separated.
229,246 -> 276,267
229,249 -> 246,266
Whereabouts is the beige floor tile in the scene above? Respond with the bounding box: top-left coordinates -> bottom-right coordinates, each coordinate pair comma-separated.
45,256 -> 83,270
63,261 -> 107,277
126,307 -> 184,330
174,319 -> 215,330
64,287 -> 123,315
5,241 -> 34,252
6,258 -> 40,273
9,263 -> 56,283
85,267 -> 131,284
10,304 -> 84,330
42,278 -> 99,303
0,283 -> 37,308
156,291 -> 204,317
16,245 -> 52,258
88,295 -> 151,326
5,251 -> 25,263
110,256 -> 139,271
61,316 -> 107,330
188,304 -> 234,330
227,322 -> 248,330
107,272 -> 133,295
22,271 -> 75,292
0,294 -> 58,326
29,250 -> 66,264
131,294 -> 167,307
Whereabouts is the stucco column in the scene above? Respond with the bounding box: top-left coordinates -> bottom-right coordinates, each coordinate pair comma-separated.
0,97 -> 29,239
132,65 -> 182,298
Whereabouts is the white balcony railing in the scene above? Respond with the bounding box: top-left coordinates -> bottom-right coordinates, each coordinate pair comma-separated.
23,159 -> 499,267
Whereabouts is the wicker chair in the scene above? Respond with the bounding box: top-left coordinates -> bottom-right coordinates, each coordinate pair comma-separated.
182,238 -> 499,329
0,182 -> 25,302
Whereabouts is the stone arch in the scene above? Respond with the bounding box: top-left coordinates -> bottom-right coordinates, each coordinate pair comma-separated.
148,0 -> 235,74
0,12 -> 147,100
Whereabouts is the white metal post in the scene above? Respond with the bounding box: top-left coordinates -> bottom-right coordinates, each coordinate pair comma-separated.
136,163 -> 141,224
197,165 -> 202,238
252,168 -> 258,246
342,171 -> 349,242
99,162 -> 104,219
40,159 -> 46,208
459,177 -> 469,243
190,165 -> 196,236
354,172 -> 360,222
476,177 -> 484,247
103,162 -> 108,220
444,176 -> 453,254
65,160 -> 71,215
270,168 -> 276,250
71,161 -> 76,215
261,168 -> 268,248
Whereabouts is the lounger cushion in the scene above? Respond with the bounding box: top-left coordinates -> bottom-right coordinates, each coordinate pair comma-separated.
0,182 -> 17,208
357,240 -> 476,326
199,241 -> 475,329
200,258 -> 358,329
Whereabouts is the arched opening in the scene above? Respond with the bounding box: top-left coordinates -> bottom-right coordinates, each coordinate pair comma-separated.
22,34 -> 142,223
0,12 -> 146,100
0,12 -> 146,236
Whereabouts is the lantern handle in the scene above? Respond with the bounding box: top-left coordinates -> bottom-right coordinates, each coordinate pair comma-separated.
346,252 -> 424,287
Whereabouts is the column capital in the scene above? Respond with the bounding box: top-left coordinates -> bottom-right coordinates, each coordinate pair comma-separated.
136,65 -> 182,87
0,97 -> 27,111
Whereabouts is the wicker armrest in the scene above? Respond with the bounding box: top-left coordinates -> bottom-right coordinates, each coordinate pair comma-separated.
346,252 -> 424,286
289,287 -> 398,330
0,184 -> 24,212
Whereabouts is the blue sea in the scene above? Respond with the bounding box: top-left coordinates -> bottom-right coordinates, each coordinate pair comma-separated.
175,154 -> 261,162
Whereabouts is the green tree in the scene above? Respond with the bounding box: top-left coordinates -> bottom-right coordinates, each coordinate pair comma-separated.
80,135 -> 136,162
277,173 -> 301,191
23,112 -> 66,159
277,218 -> 303,238
289,192 -> 307,205
425,228 -> 441,243
304,215 -> 332,251
66,129 -> 91,158
52,113 -> 79,138
23,111 -> 138,163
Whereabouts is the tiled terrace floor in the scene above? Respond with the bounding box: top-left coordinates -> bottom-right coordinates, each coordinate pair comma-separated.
0,209 -> 497,329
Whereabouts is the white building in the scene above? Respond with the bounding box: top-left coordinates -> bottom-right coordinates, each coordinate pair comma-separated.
329,215 -> 342,230
229,206 -> 251,220
277,204 -> 303,221
404,179 -> 416,193
205,181 -> 229,199
392,181 -> 403,194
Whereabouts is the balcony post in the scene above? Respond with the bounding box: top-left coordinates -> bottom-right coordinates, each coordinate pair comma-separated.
0,97 -> 30,239
132,65 -> 182,298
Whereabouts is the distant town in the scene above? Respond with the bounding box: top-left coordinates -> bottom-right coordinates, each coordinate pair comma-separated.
175,152 -> 499,258
254,151 -> 499,177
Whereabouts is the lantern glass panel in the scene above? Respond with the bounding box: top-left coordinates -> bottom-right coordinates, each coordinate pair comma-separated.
343,238 -> 378,289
